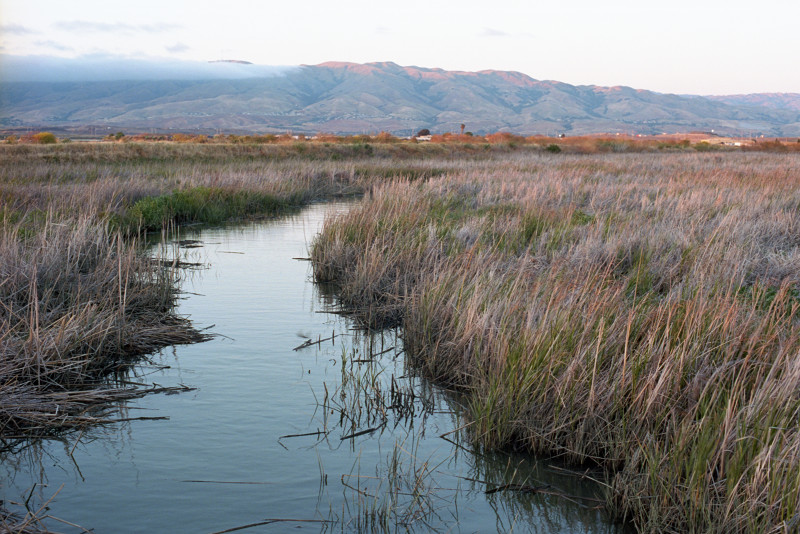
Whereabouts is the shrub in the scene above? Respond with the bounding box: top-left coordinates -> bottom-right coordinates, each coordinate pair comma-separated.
546,144 -> 562,153
32,132 -> 57,144
171,133 -> 207,143
693,141 -> 713,152
374,131 -> 398,143
485,132 -> 525,144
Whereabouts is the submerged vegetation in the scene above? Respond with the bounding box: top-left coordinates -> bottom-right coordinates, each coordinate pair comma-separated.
312,151 -> 800,532
3,142 -> 800,532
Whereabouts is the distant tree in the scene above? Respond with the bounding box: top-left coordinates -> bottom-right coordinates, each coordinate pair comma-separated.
416,128 -> 430,137
114,131 -> 125,141
460,123 -> 465,135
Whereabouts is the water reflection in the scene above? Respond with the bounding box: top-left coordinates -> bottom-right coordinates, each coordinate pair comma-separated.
1,203 -> 625,533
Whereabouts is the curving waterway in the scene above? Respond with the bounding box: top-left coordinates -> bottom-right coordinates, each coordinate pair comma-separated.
1,202 -> 626,533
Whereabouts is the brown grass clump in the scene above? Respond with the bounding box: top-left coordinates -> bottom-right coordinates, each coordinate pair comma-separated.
312,151 -> 800,532
0,215 -> 208,438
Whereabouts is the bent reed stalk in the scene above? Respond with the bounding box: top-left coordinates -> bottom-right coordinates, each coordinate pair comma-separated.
312,152 -> 800,533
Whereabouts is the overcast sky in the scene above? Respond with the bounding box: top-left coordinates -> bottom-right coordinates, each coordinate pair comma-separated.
1,0 -> 797,94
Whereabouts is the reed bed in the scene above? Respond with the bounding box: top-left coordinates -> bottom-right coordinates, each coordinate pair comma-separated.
0,143 -> 455,233
0,214 -> 209,438
311,152 -> 800,532
0,142 -> 453,442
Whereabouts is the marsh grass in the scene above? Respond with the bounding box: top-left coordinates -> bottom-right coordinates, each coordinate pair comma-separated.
0,143 -> 464,443
5,143 -> 800,531
312,152 -> 800,532
0,214 -> 209,438
0,143 -> 460,236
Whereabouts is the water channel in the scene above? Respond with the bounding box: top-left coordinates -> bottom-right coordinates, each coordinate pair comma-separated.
1,202 -> 625,533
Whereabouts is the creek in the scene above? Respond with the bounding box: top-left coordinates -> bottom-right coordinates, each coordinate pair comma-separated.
1,202 -> 624,533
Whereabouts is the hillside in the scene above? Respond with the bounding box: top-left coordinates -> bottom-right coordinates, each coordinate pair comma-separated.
706,93 -> 800,113
1,61 -> 798,136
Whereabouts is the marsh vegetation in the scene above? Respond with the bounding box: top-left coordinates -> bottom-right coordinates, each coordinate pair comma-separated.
312,151 -> 800,532
2,142 -> 798,532
2,203 -> 618,533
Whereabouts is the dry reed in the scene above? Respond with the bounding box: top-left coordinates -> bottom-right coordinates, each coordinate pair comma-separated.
312,151 -> 800,532
0,214 -> 209,438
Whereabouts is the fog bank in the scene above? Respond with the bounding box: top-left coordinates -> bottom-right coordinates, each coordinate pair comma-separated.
0,54 -> 297,82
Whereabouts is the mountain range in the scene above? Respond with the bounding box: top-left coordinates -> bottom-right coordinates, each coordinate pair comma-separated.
1,60 -> 798,136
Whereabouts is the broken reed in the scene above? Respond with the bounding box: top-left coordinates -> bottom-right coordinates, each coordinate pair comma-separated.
311,152 -> 800,533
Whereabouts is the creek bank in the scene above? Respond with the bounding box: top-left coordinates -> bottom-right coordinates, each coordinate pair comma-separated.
310,152 -> 800,533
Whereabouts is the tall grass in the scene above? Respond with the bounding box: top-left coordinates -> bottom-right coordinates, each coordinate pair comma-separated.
5,143 -> 800,530
0,142 -> 457,442
0,214 -> 208,437
0,143 -> 453,232
312,152 -> 800,532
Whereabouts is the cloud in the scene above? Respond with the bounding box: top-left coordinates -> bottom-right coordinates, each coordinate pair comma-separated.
166,42 -> 190,53
0,24 -> 38,35
0,54 -> 298,82
53,21 -> 181,34
34,40 -> 75,52
480,27 -> 510,38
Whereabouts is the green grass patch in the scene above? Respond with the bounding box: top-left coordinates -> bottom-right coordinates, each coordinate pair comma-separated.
122,186 -> 299,231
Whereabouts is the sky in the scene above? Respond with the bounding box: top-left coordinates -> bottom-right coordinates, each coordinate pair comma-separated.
1,0 -> 798,94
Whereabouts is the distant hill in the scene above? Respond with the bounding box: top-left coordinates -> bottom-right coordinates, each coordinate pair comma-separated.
1,61 -> 798,136
706,93 -> 800,113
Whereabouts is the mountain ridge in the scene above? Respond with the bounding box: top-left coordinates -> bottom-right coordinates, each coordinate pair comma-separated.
1,60 -> 798,136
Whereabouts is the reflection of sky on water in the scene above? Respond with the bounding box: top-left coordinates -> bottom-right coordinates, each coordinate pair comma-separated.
1,203 -> 625,533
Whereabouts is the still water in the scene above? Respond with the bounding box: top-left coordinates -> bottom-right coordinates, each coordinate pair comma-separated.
1,203 -> 624,533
